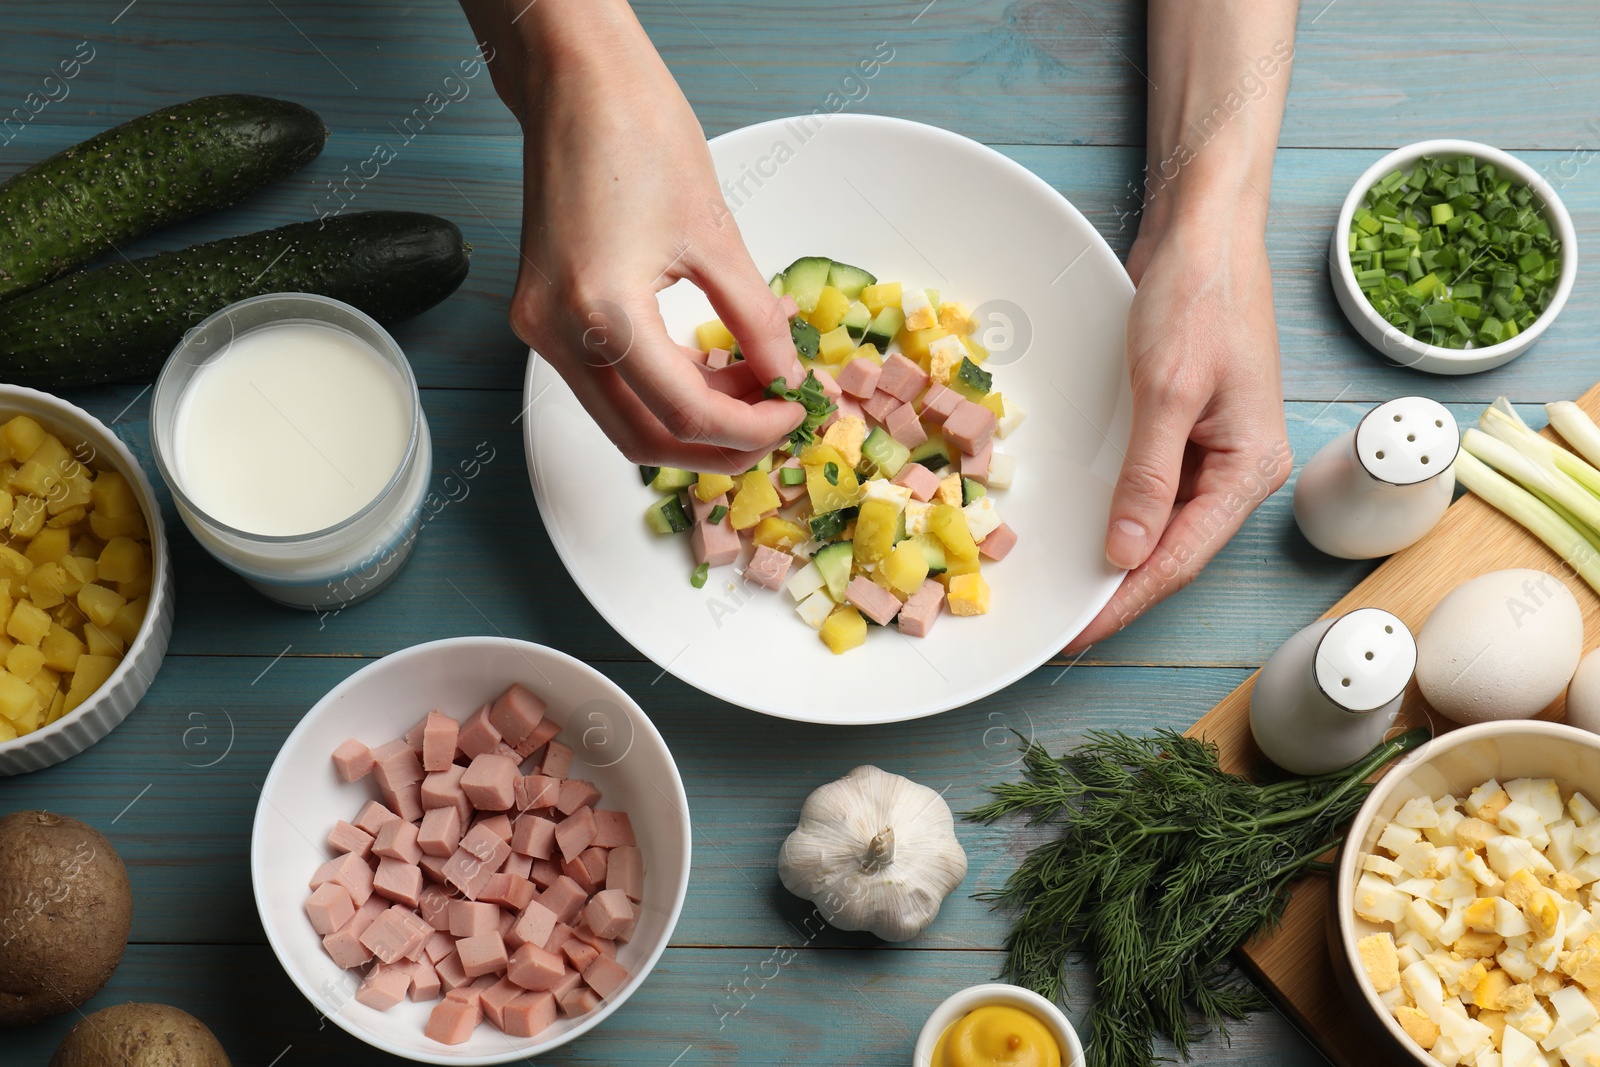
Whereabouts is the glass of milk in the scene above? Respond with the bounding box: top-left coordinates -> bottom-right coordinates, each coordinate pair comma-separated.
151,293 -> 432,611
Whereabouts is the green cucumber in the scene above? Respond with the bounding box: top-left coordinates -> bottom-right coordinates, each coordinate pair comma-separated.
863,306 -> 903,352
649,467 -> 697,492
809,507 -> 857,542
0,95 -> 327,301
782,256 -> 833,313
769,272 -> 786,297
962,477 -> 988,505
826,261 -> 877,300
909,436 -> 952,471
646,494 -> 691,535
861,426 -> 910,478
790,318 -> 822,360
912,533 -> 947,575
813,541 -> 854,601
0,211 -> 469,388
639,465 -> 661,486
841,301 -> 872,341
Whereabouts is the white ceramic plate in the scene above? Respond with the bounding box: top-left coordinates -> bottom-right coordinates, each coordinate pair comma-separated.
523,114 -> 1132,725
252,638 -> 691,1063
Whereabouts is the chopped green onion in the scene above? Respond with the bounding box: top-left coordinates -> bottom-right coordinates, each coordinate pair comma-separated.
823,462 -> 839,486
690,563 -> 710,588
1347,154 -> 1560,347
779,466 -> 805,486
707,504 -> 728,525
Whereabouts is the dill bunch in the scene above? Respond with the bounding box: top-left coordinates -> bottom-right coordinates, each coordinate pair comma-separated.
969,727 -> 1429,1067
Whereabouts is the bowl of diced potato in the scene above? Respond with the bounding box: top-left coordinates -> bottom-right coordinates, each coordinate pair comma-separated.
1334,720 -> 1600,1067
0,385 -> 173,775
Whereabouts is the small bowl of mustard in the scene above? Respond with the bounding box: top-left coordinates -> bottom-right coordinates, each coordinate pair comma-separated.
913,983 -> 1085,1067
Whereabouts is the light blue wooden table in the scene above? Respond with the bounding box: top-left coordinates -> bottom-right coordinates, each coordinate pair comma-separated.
2,2 -> 1596,1063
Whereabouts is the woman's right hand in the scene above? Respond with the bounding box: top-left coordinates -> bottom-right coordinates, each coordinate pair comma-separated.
465,0 -> 803,473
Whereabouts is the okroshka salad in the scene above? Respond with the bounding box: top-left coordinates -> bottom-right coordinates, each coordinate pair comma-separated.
641,256 -> 1025,655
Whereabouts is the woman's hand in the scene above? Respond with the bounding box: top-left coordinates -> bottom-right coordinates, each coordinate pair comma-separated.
1067,216 -> 1291,652
464,0 -> 802,473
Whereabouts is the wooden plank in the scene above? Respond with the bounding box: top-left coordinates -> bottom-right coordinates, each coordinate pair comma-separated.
0,657 -> 1248,946
0,943 -> 1329,1066
1186,382 -> 1600,1066
2,2 -> 1596,150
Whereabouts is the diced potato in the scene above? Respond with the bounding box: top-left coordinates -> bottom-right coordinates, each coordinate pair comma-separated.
751,517 -> 807,553
0,546 -> 30,586
52,599 -> 87,633
803,448 -> 863,515
85,620 -> 125,657
5,643 -> 44,683
109,598 -> 148,646
10,495 -> 45,539
22,563 -> 71,609
898,326 -> 949,364
694,472 -> 734,504
47,470 -> 93,515
28,435 -> 71,473
23,527 -> 71,566
9,458 -> 62,499
0,416 -> 45,462
0,490 -> 11,527
63,654 -> 119,713
805,285 -> 851,333
881,541 -> 929,599
77,584 -> 126,629
817,326 -> 855,364
70,534 -> 103,560
39,624 -> 85,674
89,470 -> 139,519
981,392 -> 1006,419
819,605 -> 867,655
116,575 -> 153,602
0,718 -> 16,742
727,471 -> 780,531
694,319 -> 736,353
948,572 -> 992,616
860,282 -> 902,315
45,506 -> 85,529
961,335 -> 989,365
0,670 -> 41,725
851,500 -> 899,565
89,509 -> 147,541
28,665 -> 58,705
43,690 -> 65,726
929,504 -> 979,562
6,601 -> 50,646
61,556 -> 96,588
845,343 -> 881,366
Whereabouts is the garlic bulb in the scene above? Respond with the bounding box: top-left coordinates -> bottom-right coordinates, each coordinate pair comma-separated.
777,765 -> 968,942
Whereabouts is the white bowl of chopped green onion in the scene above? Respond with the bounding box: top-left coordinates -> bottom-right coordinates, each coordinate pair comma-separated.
1331,139 -> 1576,375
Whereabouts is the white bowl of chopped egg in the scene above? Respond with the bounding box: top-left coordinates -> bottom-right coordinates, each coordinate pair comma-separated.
1335,720 -> 1600,1067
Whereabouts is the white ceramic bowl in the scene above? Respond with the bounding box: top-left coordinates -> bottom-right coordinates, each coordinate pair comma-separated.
1330,139 -> 1577,375
1333,720 -> 1600,1063
251,637 -> 692,1064
0,386 -> 174,776
912,982 -> 1085,1067
524,113 -> 1133,724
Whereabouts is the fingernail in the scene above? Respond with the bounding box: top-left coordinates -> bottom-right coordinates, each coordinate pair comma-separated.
1106,518 -> 1147,570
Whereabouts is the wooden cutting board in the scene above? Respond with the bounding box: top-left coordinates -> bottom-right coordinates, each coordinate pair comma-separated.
1183,384 -> 1600,1067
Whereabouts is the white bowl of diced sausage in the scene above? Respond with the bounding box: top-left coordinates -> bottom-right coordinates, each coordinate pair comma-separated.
251,636 -> 692,1063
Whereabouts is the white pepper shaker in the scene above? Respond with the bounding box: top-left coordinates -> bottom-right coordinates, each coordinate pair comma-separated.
1293,396 -> 1459,560
1249,607 -> 1417,775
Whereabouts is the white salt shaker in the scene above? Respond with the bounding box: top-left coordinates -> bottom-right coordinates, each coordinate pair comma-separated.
1293,396 -> 1459,560
1249,607 -> 1417,775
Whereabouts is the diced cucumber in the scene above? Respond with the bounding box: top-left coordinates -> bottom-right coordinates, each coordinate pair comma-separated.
782,256 -> 833,313
957,357 -> 993,396
841,301 -> 872,341
769,272 -> 786,297
645,494 -> 691,534
962,477 -> 988,505
813,541 -> 854,602
749,453 -> 774,474
913,533 -> 947,575
826,261 -> 877,300
924,287 -> 940,309
908,436 -> 951,471
863,306 -> 903,352
649,467 -> 697,492
790,318 -> 822,360
894,509 -> 907,544
638,465 -> 660,486
861,425 -> 910,478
